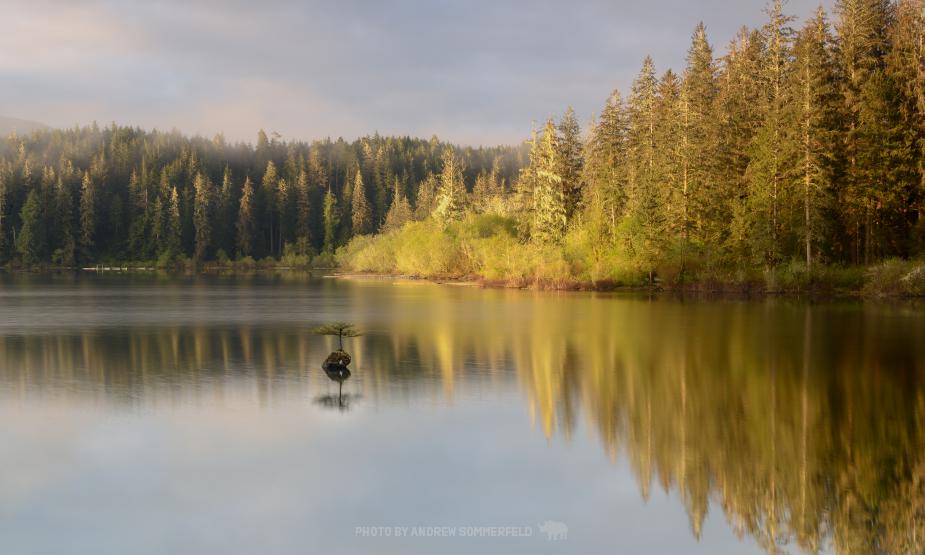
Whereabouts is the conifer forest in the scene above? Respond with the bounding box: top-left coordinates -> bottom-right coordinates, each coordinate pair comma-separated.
2,0 -> 924,291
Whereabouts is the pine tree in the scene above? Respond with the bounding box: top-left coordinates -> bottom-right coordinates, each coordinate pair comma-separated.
557,107 -> 584,220
322,188 -> 340,253
433,148 -> 466,224
193,171 -> 212,261
351,170 -> 372,235
17,189 -> 46,265
236,176 -> 256,258
78,171 -> 95,262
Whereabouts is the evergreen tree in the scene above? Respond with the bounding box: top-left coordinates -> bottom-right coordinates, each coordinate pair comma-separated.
78,171 -> 95,262
624,57 -> 667,273
236,177 -> 256,258
414,173 -> 438,220
886,0 -> 925,248
531,119 -> 568,243
165,186 -> 182,257
680,23 -> 718,244
790,7 -> 841,268
736,0 -> 796,267
383,177 -> 413,232
0,170 -> 7,259
193,171 -> 212,261
261,160 -> 280,256
350,170 -> 372,235
835,0 -> 898,262
557,107 -> 584,220
17,189 -> 46,265
295,167 -> 312,243
433,148 -> 466,224
53,176 -> 76,266
322,188 -> 340,253
583,90 -> 629,236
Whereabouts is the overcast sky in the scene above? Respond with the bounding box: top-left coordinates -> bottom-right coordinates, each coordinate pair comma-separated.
1,0 -> 836,146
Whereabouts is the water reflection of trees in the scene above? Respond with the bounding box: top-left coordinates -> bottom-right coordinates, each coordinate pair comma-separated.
0,292 -> 923,553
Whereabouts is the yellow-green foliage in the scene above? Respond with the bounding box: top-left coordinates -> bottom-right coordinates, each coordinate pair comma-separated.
338,213 -> 646,286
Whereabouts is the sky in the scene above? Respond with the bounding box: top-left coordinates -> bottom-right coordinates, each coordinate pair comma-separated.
1,0 -> 835,146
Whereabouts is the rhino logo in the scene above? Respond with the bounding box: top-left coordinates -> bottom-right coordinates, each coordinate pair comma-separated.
538,520 -> 568,541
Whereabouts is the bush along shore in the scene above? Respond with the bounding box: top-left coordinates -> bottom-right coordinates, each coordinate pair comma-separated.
336,216 -> 925,298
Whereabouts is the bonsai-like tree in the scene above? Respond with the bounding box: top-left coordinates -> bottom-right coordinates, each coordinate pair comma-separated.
313,322 -> 361,350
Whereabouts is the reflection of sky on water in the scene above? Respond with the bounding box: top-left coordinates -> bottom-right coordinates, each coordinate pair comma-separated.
0,274 -> 921,554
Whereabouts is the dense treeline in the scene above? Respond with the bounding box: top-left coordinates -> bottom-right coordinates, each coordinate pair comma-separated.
344,0 -> 925,288
0,125 -> 526,266
2,0 -> 924,286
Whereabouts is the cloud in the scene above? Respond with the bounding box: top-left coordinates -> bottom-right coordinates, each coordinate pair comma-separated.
0,0 -> 835,145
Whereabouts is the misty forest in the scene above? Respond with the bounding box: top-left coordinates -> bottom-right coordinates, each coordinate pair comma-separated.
2,0 -> 924,292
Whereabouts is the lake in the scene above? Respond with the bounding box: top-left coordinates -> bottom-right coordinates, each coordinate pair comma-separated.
0,273 -> 922,554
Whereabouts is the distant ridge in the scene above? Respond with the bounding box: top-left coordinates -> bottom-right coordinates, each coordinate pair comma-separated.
0,115 -> 49,136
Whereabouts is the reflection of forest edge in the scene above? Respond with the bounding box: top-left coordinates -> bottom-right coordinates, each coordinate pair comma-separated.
1,298 -> 923,553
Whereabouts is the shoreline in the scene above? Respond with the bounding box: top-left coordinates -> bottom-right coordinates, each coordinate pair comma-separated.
5,266 -> 925,300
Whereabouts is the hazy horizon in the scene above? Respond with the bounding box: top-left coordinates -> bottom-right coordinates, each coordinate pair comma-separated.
3,0 -> 835,146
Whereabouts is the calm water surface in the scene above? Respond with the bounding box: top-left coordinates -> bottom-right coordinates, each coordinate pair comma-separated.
1,273 -> 923,554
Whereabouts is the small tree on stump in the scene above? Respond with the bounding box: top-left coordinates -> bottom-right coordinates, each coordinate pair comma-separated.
313,322 -> 361,350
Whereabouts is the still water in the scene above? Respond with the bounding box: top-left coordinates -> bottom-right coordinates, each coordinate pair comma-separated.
0,273 -> 923,554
